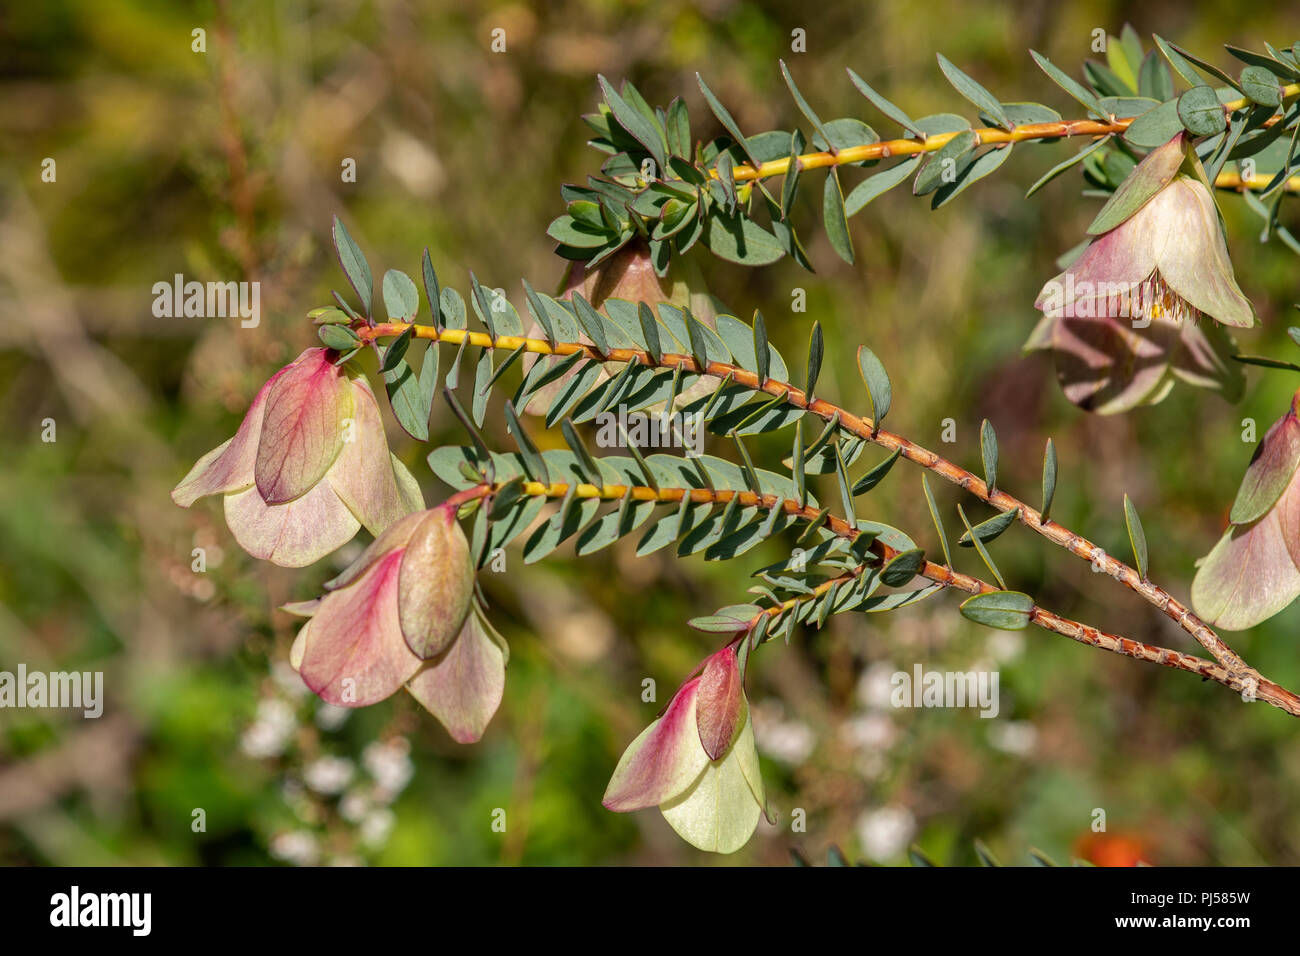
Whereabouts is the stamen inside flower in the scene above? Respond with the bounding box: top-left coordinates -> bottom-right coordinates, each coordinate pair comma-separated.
1134,272 -> 1198,326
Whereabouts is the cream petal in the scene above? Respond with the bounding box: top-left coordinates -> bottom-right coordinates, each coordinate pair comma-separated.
1191,502 -> 1300,631
328,376 -> 417,535
603,678 -> 710,812
659,714 -> 763,854
254,347 -> 353,504
405,612 -> 506,743
224,480 -> 360,568
297,549 -> 422,706
1151,179 -> 1256,329
170,371 -> 280,507
396,506 -> 474,659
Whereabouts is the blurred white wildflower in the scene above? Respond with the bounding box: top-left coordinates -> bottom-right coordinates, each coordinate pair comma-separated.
363,738 -> 414,800
240,698 -> 297,758
856,661 -> 898,711
988,720 -> 1037,756
304,755 -> 354,795
856,805 -> 916,861
360,808 -> 395,848
314,703 -> 350,731
269,830 -> 320,866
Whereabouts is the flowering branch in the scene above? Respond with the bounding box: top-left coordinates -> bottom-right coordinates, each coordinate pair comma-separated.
354,320 -> 1260,684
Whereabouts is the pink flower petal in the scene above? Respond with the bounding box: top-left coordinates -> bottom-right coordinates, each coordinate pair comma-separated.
171,371 -> 281,507
328,376 -> 419,535
298,549 -> 422,706
603,678 -> 709,812
223,478 -> 360,568
1153,179 -> 1256,329
405,613 -> 506,743
323,509 -> 427,591
1229,406 -> 1300,525
695,648 -> 744,761
1191,500 -> 1300,631
254,348 -> 353,505
397,506 -> 475,659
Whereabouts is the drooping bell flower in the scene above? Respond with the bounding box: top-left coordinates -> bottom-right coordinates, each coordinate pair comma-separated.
287,502 -> 505,742
603,647 -> 766,854
1192,390 -> 1300,630
523,240 -> 719,414
1030,133 -> 1253,413
172,348 -> 423,566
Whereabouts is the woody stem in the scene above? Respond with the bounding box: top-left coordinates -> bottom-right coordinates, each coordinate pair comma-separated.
353,325 -> 1250,676
716,88 -> 1300,193
476,477 -> 1300,716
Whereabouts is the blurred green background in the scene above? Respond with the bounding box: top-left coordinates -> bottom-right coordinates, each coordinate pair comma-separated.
2,0 -> 1299,866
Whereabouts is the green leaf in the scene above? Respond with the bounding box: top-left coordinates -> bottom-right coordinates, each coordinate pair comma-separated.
779,59 -> 829,142
753,311 -> 771,383
1122,99 -> 1183,149
701,209 -> 786,266
844,156 -> 923,216
421,248 -> 441,325
637,302 -> 662,363
1123,493 -> 1149,580
570,293 -> 611,356
1041,438 -> 1057,522
504,401 -> 549,485
379,326 -> 413,372
332,216 -> 372,317
1029,50 -> 1107,117
1025,136 -> 1110,198
598,74 -> 667,172
309,306 -> 350,325
689,605 -> 761,633
1240,65 -> 1282,107
920,475 -> 952,567
822,169 -> 854,264
318,324 -> 359,351
913,130 -> 978,196
959,590 -> 1034,630
957,503 -> 1006,589
1177,85 -> 1227,136
852,447 -> 902,495
880,548 -> 927,587
856,345 -> 892,429
846,68 -> 924,137
980,419 -> 998,491
931,143 -> 1014,209
805,321 -> 824,400
696,72 -> 761,170
957,508 -> 1019,548
382,268 -> 419,321
936,53 -> 1011,130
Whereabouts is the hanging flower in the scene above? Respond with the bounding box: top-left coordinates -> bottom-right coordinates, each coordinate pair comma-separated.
172,348 -> 423,566
1029,133 -> 1253,413
286,502 -> 506,742
603,647 -> 766,854
1192,390 -> 1300,630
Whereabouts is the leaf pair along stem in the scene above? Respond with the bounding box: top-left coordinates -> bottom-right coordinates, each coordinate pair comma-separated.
354,322 -> 1300,717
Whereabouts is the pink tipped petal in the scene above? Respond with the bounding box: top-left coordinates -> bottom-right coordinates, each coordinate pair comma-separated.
659,713 -> 763,854
1228,409 -> 1300,525
1191,503 -> 1300,631
695,649 -> 744,760
603,678 -> 710,812
1153,180 -> 1255,329
280,598 -> 321,618
171,372 -> 280,506
224,479 -> 360,568
254,348 -> 352,504
1085,133 -> 1187,237
323,510 -> 427,592
405,613 -> 505,743
328,377 -> 417,535
397,507 -> 475,659
298,549 -> 421,706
